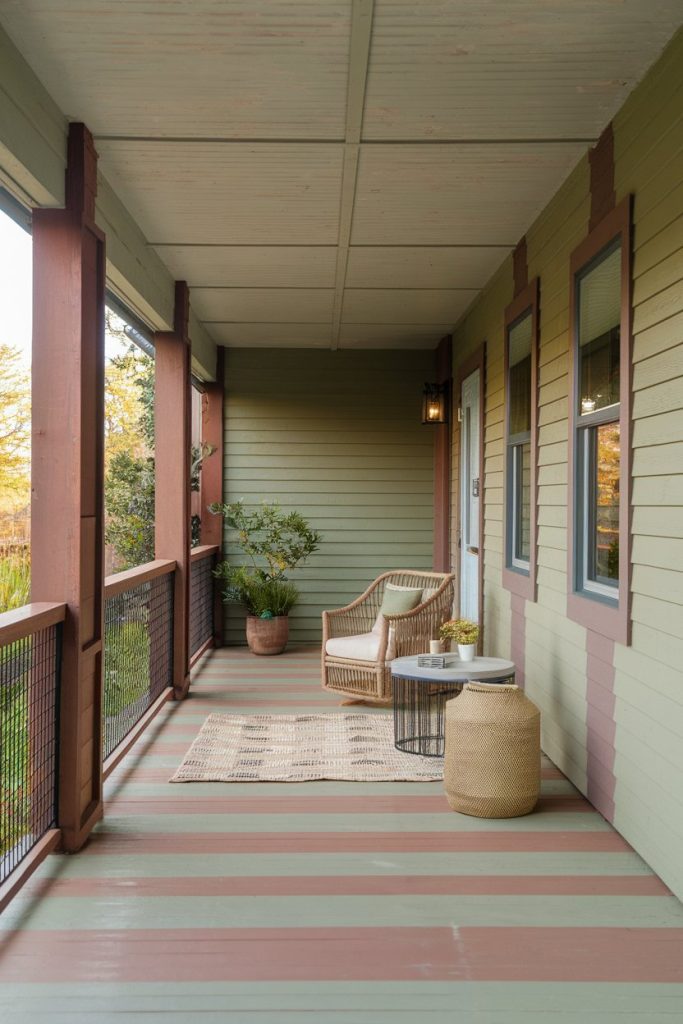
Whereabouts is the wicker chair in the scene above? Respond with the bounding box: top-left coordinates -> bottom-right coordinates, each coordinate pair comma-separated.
322,570 -> 456,704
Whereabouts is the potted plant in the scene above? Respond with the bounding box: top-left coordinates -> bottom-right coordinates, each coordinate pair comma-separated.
439,618 -> 480,662
210,501 -> 321,655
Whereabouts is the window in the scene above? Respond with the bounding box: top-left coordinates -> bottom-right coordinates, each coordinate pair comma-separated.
508,313 -> 532,569
503,279 -> 538,599
568,198 -> 632,644
575,243 -> 621,599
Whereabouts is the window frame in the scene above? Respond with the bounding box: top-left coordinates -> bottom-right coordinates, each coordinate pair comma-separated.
567,197 -> 632,645
502,277 -> 539,601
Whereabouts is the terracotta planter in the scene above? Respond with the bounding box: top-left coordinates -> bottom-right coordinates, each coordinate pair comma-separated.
246,614 -> 289,656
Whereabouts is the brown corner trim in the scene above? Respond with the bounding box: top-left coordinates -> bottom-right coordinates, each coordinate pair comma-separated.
589,123 -> 616,232
512,236 -> 528,297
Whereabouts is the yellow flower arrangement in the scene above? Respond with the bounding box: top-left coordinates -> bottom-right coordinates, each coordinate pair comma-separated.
439,618 -> 479,645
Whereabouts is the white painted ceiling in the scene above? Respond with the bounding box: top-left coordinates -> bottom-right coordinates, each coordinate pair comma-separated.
0,1 -> 680,349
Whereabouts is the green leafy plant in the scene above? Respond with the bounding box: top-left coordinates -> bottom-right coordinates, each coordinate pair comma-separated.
104,346 -> 155,570
439,618 -> 479,645
215,566 -> 299,617
210,501 -> 321,617
105,450 -> 156,570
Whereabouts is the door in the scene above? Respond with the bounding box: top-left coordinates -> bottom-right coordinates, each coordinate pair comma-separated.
459,368 -> 481,622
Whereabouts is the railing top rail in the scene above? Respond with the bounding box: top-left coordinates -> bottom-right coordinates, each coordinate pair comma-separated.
104,559 -> 176,599
191,545 -> 220,563
0,602 -> 67,646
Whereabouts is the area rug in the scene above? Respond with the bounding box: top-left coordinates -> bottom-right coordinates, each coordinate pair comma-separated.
170,713 -> 443,782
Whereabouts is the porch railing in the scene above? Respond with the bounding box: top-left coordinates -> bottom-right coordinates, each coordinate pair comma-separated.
103,560 -> 175,768
189,544 -> 219,663
1,552 -> 220,903
0,603 -> 65,902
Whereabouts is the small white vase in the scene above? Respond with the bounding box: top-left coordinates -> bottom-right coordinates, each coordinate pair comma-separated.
457,643 -> 477,662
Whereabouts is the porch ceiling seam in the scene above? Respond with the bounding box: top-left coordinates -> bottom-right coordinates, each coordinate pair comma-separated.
330,0 -> 375,351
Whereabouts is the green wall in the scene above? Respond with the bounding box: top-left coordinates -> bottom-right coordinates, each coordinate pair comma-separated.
222,348 -> 435,644
450,30 -> 683,901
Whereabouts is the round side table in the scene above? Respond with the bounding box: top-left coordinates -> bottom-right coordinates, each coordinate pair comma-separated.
390,655 -> 516,757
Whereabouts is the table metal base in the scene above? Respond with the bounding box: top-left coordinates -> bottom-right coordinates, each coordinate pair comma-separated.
393,677 -> 464,757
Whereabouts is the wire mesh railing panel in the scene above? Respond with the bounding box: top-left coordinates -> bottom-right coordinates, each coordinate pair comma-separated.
103,571 -> 174,759
1,624 -> 60,885
190,554 -> 214,658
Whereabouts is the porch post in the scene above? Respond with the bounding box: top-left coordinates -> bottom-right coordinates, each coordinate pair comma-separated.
433,335 -> 452,572
31,122 -> 106,851
154,283 -> 192,698
200,348 -> 225,647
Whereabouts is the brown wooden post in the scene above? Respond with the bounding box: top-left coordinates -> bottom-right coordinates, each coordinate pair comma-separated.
201,348 -> 225,647
155,283 -> 192,698
433,335 -> 452,572
31,123 -> 106,851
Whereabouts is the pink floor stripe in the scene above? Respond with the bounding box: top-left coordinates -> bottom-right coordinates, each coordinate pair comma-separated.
22,874 -> 671,900
2,927 -> 683,983
85,831 -> 630,854
105,795 -> 591,816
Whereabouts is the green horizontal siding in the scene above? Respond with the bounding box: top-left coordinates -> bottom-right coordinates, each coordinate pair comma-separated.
222,349 -> 435,644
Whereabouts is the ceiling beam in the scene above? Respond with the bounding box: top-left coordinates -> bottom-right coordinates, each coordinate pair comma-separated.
330,0 -> 375,350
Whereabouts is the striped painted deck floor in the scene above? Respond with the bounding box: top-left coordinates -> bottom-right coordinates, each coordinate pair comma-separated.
1,646 -> 682,1022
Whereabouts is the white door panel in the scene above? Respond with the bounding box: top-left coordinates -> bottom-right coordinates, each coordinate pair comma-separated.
460,368 -> 481,623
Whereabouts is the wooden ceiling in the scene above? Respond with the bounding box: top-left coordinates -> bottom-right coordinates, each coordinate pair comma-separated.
1,1 -> 679,349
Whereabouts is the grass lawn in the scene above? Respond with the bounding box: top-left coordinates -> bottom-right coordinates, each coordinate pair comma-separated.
0,549 -> 30,615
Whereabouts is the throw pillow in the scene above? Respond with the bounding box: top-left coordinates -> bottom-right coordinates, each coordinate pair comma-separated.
379,585 -> 423,617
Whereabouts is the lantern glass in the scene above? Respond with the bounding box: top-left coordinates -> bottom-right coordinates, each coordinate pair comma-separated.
421,383 -> 447,424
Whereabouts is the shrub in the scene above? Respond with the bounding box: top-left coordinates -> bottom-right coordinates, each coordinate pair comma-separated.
210,501 -> 321,616
214,565 -> 299,617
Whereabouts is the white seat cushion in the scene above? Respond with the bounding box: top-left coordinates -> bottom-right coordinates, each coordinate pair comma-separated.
326,628 -> 396,662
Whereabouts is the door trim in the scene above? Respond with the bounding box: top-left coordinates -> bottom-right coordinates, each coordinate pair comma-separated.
433,334 -> 452,572
453,343 -> 486,649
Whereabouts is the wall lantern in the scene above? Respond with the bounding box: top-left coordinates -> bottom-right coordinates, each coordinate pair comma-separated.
421,382 -> 449,424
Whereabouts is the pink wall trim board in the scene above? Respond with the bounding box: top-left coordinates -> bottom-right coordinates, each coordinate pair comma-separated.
585,630 -> 617,823
510,594 -> 526,688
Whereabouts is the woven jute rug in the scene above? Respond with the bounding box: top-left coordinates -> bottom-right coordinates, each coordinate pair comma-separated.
170,713 -> 443,783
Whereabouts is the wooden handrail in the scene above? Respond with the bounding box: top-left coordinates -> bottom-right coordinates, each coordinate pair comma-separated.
0,602 -> 67,647
190,544 -> 220,563
104,559 -> 176,599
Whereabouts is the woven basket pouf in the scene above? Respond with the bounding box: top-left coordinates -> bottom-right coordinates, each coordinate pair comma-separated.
444,682 -> 540,818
